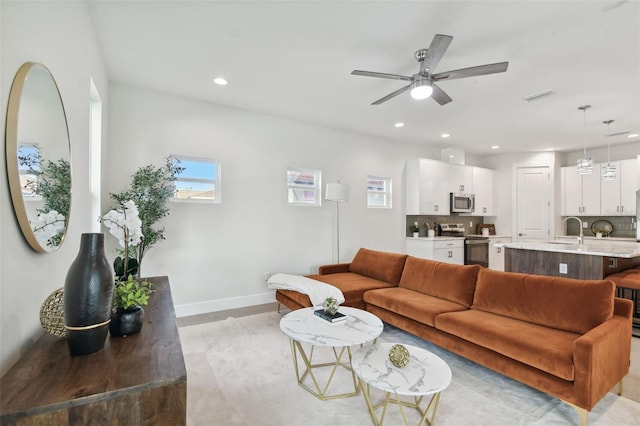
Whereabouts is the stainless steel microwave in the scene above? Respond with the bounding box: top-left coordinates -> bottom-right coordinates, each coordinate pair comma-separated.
450,193 -> 475,213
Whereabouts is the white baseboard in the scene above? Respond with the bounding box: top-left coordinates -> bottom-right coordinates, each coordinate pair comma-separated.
174,291 -> 276,318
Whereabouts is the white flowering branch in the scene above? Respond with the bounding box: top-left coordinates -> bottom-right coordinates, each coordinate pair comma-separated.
31,210 -> 65,247
102,200 -> 143,279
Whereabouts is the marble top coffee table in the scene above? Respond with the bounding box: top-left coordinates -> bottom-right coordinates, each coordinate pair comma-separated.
351,343 -> 452,426
279,306 -> 383,400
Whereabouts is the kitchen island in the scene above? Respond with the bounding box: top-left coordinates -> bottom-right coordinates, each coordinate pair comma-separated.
502,239 -> 640,279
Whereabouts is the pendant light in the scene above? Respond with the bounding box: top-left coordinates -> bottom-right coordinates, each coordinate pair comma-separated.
601,119 -> 616,180
577,105 -> 592,174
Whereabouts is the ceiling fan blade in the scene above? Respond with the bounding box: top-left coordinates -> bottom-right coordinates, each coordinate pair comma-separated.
420,34 -> 453,74
351,70 -> 412,81
371,84 -> 411,105
432,61 -> 509,81
431,83 -> 452,105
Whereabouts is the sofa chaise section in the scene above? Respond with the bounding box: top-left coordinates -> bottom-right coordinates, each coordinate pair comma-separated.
275,248 -> 407,310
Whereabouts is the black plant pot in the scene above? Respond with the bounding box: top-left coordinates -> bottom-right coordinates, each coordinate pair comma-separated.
110,306 -> 144,337
64,233 -> 113,356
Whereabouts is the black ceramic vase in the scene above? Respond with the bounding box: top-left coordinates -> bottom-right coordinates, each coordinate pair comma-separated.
64,233 -> 113,356
109,306 -> 144,337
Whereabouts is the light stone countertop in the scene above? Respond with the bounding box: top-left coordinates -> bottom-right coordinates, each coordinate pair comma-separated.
499,239 -> 640,258
405,236 -> 465,241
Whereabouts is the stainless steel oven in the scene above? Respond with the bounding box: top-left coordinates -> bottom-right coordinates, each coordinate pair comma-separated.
464,236 -> 489,267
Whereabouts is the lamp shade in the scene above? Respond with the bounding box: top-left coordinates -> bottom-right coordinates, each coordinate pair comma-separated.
325,183 -> 349,202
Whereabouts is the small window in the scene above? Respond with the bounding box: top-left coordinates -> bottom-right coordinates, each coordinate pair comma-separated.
367,176 -> 391,208
17,143 -> 41,199
172,156 -> 221,202
287,167 -> 321,206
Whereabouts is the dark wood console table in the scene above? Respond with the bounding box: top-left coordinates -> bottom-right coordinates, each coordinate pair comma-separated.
0,276 -> 186,425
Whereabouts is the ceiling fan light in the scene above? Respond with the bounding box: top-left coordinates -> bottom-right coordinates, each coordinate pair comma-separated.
410,79 -> 433,100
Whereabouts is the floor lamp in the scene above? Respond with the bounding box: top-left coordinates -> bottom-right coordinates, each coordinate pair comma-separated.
325,182 -> 349,263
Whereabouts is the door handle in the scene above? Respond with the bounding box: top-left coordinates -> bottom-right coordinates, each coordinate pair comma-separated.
518,233 -> 526,236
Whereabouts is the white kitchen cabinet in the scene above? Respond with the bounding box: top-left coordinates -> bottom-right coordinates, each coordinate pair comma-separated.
450,164 -> 473,194
472,166 -> 494,216
561,164 -> 600,216
601,159 -> 638,216
406,158 -> 451,215
406,238 -> 464,265
488,236 -> 511,271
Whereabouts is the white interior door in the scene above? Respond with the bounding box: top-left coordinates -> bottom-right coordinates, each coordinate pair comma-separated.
516,166 -> 550,242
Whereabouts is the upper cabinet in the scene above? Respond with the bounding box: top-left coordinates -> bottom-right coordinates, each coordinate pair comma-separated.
472,166 -> 494,216
406,159 -> 495,216
450,164 -> 473,194
600,159 -> 638,216
406,158 -> 451,215
561,164 -> 601,216
561,158 -> 638,217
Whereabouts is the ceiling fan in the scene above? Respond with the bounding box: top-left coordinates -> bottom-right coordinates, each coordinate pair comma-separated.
351,34 -> 509,106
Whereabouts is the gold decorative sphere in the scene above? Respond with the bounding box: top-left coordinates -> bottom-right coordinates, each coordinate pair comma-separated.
40,287 -> 66,337
388,344 -> 410,368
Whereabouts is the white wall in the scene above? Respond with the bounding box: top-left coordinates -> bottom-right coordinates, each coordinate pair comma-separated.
563,141 -> 640,166
0,1 -> 108,375
105,84 -> 438,316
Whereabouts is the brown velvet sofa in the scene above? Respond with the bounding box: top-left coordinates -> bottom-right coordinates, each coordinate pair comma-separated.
274,248 -> 633,426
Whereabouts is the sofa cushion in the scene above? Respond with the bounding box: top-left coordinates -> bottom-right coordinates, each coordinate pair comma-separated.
472,268 -> 615,334
364,287 -> 468,327
398,256 -> 482,307
436,309 -> 579,381
348,248 -> 408,285
306,272 -> 395,307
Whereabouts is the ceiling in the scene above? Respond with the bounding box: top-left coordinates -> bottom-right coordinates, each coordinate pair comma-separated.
87,0 -> 640,156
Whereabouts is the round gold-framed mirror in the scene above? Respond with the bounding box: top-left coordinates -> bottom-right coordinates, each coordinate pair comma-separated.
5,62 -> 72,253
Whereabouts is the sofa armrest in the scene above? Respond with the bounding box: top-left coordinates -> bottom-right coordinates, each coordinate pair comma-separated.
572,302 -> 632,410
318,263 -> 351,275
614,296 -> 633,318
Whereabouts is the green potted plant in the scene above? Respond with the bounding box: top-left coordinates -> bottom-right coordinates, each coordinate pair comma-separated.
409,224 -> 420,238
109,275 -> 153,337
108,157 -> 184,277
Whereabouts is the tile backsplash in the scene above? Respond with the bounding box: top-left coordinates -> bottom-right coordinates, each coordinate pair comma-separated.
406,215 -> 485,237
561,216 -> 636,239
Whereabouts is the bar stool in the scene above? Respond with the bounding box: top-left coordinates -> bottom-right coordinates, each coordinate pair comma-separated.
606,267 -> 640,337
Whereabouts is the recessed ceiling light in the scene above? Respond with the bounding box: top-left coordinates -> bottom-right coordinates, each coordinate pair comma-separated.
491,145 -> 500,150
213,77 -> 228,85
441,133 -> 450,138
628,133 -> 639,138
394,122 -> 405,128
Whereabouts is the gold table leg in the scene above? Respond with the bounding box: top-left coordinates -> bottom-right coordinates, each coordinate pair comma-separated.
358,378 -> 443,426
288,338 -> 360,400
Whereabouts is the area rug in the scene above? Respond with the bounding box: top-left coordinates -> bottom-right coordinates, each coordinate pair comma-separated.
179,311 -> 640,425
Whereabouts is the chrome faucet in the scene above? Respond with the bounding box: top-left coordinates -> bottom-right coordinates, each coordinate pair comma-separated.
562,216 -> 584,245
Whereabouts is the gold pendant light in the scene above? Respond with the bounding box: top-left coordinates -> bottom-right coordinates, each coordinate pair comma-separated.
601,119 -> 616,181
577,105 -> 592,174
